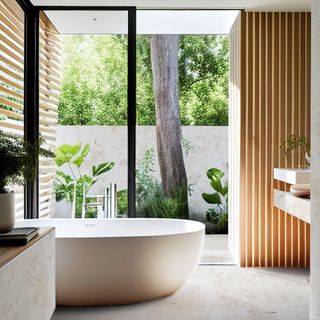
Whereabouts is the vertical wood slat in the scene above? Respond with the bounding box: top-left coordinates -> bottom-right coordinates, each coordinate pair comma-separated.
38,11 -> 60,219
230,11 -> 311,267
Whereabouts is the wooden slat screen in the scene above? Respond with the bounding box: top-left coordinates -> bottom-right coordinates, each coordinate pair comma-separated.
231,11 -> 311,267
39,12 -> 60,218
0,0 -> 25,220
229,12 -> 242,263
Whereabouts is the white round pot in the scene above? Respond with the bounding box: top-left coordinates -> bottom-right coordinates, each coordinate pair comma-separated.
55,199 -> 73,218
0,192 -> 15,233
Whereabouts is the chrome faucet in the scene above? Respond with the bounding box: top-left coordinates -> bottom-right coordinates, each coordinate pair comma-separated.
83,183 -> 117,219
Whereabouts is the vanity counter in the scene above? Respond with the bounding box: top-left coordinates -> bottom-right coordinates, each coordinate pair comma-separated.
0,227 -> 55,320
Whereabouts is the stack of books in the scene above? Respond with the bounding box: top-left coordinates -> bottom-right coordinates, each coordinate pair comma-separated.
0,227 -> 39,246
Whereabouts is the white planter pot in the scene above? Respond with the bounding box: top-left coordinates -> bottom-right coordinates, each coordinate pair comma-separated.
305,151 -> 311,167
0,192 -> 15,233
55,199 -> 73,218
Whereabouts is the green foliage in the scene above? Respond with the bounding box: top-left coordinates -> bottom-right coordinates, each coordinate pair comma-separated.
202,167 -> 228,234
280,135 -> 311,168
206,210 -> 228,234
136,148 -> 158,202
58,34 -> 229,126
58,35 -> 128,125
280,134 -> 310,154
0,130 -> 54,193
181,136 -> 196,156
92,162 -> 115,177
179,35 -> 229,125
138,184 -> 188,219
135,148 -> 188,219
54,171 -> 74,202
54,143 -> 114,218
117,189 -> 128,216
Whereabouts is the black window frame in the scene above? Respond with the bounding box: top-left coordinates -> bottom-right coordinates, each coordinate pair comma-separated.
16,1 -> 137,219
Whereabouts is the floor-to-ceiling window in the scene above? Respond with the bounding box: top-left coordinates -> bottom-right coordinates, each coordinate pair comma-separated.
16,7 -> 240,263
41,9 -> 133,219
135,10 -> 238,263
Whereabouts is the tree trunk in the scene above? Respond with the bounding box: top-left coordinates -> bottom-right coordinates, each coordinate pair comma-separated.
150,34 -> 188,216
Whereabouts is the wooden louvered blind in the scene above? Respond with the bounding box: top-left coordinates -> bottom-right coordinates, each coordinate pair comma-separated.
39,12 -> 60,218
0,4 -> 59,219
0,0 -> 25,220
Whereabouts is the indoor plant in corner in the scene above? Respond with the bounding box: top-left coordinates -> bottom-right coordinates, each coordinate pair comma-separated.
0,130 -> 53,233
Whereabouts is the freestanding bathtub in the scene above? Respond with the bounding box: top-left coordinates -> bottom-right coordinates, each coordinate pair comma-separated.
17,218 -> 205,306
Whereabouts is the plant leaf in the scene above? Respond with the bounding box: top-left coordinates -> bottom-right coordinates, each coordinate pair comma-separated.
73,156 -> 84,168
70,144 -> 81,156
202,192 -> 221,204
206,168 -> 224,180
221,185 -> 228,196
55,143 -> 81,166
210,177 -> 222,193
92,162 -> 114,177
81,144 -> 90,157
77,174 -> 94,187
92,165 -> 97,177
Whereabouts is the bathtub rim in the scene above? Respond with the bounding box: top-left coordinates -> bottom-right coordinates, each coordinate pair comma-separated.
17,218 -> 205,239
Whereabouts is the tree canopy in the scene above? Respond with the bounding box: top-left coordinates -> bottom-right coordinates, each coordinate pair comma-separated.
58,34 -> 229,126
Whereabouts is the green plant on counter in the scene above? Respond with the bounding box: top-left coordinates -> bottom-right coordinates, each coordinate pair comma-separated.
202,168 -> 228,234
54,143 -> 114,218
280,134 -> 310,167
0,130 -> 54,193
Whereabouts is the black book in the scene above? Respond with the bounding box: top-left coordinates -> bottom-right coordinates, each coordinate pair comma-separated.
0,227 -> 39,246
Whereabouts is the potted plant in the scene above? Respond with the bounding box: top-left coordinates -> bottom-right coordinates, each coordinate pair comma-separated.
54,143 -> 115,218
280,135 -> 311,168
0,130 -> 54,233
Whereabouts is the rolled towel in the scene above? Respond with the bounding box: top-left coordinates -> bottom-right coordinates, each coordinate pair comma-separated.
290,184 -> 310,197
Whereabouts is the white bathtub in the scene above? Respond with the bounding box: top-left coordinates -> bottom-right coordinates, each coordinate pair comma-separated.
17,218 -> 205,306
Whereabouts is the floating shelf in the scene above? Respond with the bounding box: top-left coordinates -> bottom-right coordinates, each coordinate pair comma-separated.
274,168 -> 310,185
274,190 -> 310,224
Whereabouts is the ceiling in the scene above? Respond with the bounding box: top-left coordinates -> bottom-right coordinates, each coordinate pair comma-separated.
31,0 -> 311,11
45,10 -> 240,34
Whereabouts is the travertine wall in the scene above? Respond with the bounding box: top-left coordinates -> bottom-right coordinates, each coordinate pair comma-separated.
56,126 -> 228,219
311,1 -> 320,318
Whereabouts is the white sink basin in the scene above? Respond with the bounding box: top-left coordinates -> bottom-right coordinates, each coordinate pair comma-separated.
274,168 -> 310,184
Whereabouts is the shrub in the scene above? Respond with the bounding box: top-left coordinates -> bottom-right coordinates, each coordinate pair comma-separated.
136,148 -> 188,219
202,167 -> 228,234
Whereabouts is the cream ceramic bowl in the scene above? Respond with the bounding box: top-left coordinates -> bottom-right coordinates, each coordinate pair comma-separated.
290,184 -> 311,197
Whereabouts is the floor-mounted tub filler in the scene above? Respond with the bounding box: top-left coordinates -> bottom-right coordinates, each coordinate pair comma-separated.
17,218 -> 205,306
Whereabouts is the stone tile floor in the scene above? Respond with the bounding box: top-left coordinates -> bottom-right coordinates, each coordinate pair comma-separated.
200,235 -> 234,265
52,235 -> 309,320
